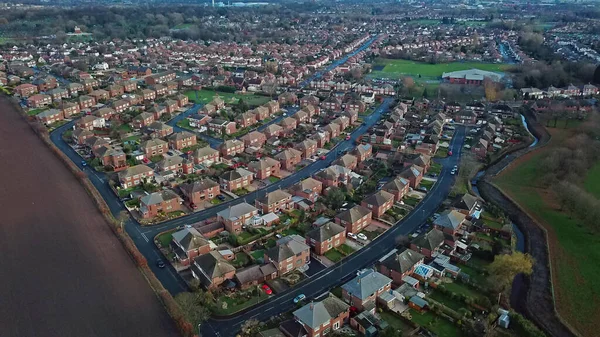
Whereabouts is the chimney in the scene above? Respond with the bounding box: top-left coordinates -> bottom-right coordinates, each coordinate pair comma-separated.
310,302 -> 314,310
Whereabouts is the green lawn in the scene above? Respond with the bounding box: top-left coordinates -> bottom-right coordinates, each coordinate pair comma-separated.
443,282 -> 485,302
281,228 -> 302,237
459,264 -> 488,285
435,147 -> 449,158
428,291 -> 466,312
429,162 -> 443,175
420,179 -> 435,191
324,249 -> 344,262
156,230 -> 174,248
482,218 -> 504,230
268,176 -> 280,183
372,59 -> 511,79
403,196 -> 421,206
379,311 -> 413,333
250,249 -> 265,261
231,252 -> 251,268
584,161 -> 600,198
27,108 -> 46,116
409,309 -> 462,337
185,90 -> 271,106
118,123 -> 133,132
338,244 -> 355,255
117,186 -> 142,198
213,291 -> 269,315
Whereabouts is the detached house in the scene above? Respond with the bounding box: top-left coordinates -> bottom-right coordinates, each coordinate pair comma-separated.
72,128 -> 94,145
27,94 -> 52,108
335,205 -> 372,234
78,95 -> 96,110
171,227 -> 212,266
293,295 -> 350,337
275,148 -> 303,171
209,119 -> 237,136
118,165 -> 154,188
264,124 -> 283,138
333,154 -> 358,170
265,235 -> 310,275
306,222 -> 346,255
36,109 -> 64,124
94,146 -> 127,171
297,139 -> 318,159
433,210 -> 467,236
248,157 -> 281,180
146,121 -> 174,138
314,165 -> 351,188
410,228 -> 447,258
180,179 -> 221,207
280,117 -> 298,133
255,189 -> 293,214
341,269 -> 392,312
133,112 -> 155,129
353,144 -> 373,163
361,190 -> 395,218
191,251 -> 235,289
156,156 -> 194,175
377,248 -> 425,286
217,202 -> 259,234
60,101 -> 80,118
399,165 -> 424,189
139,190 -> 182,219
236,111 -> 258,128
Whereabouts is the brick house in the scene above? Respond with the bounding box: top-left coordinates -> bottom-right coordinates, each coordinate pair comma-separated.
118,164 -> 154,188
217,202 -> 259,234
89,89 -> 110,102
265,235 -> 310,275
289,177 -> 322,203
192,146 -> 220,166
72,128 -> 94,145
124,80 -> 138,92
146,121 -> 174,138
156,156 -> 194,175
399,165 -> 424,189
265,101 -> 280,115
139,190 -> 182,219
293,295 -> 350,337
314,165 -> 351,188
67,82 -> 84,96
322,96 -> 342,112
208,119 -> 237,136
240,131 -> 267,148
140,138 -> 168,157
112,99 -> 130,114
84,136 -> 109,151
297,139 -> 318,159
142,89 -> 156,101
108,85 -> 125,97
472,138 -> 489,159
335,205 -> 372,234
278,92 -> 298,105
275,148 -> 303,170
164,99 -> 179,114
219,168 -> 254,191
280,117 -> 298,132
14,83 -> 38,97
76,115 -> 101,131
191,251 -> 236,289
235,263 -> 278,290
300,95 -> 320,108
264,124 -> 283,138
148,105 -> 166,120
333,154 -> 358,170
78,95 -> 96,110
382,177 -> 410,202
377,248 -> 425,285
180,179 -> 221,207
353,144 -> 372,163
171,227 -> 212,266
255,189 -> 293,214
219,139 -> 245,157
432,210 -> 467,236
60,101 -> 80,118
36,109 -> 64,124
145,71 -> 176,85
236,111 -> 258,128
410,228 -> 447,258
132,112 -> 155,129
361,190 -> 395,218
176,94 -> 189,107
153,84 -> 168,97
293,110 -> 309,124
248,157 -> 281,180
332,116 -> 350,132
27,94 -> 52,108
311,132 -> 330,148
306,222 -> 346,255
168,131 -> 197,150
341,269 -> 392,311
47,88 -> 69,101
322,123 -> 341,139
94,107 -> 115,120
94,145 -> 128,171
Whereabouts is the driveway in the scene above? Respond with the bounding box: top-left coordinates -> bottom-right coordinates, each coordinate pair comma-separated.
303,257 -> 328,277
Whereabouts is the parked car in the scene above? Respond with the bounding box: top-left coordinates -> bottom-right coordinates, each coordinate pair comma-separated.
448,151 -> 453,156
293,294 -> 306,303
261,284 -> 273,295
320,155 -> 326,160
357,233 -> 368,241
190,203 -> 198,210
345,135 -> 351,140
217,195 -> 226,201
156,259 -> 166,268
347,232 -> 357,240
81,160 -> 87,167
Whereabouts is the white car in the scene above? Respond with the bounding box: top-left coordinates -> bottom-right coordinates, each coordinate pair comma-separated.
347,232 -> 358,240
451,169 -> 457,175
357,233 -> 368,241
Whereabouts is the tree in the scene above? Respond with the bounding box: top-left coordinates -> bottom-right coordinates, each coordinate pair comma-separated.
160,113 -> 172,122
322,186 -> 347,209
239,318 -> 263,337
174,292 -> 211,325
483,78 -> 498,102
487,252 -> 534,292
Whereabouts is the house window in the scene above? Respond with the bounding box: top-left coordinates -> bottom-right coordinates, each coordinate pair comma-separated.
333,322 -> 340,330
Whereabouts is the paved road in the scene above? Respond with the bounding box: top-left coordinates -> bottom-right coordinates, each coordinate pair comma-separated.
49,97 -> 394,295
199,126 -> 466,337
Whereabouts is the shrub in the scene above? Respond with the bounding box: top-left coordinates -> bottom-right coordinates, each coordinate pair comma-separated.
510,311 -> 547,337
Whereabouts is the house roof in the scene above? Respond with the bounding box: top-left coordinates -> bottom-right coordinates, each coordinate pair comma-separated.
333,154 -> 357,167
293,295 -> 349,330
193,146 -> 219,157
141,138 -> 167,149
172,227 -> 209,251
249,157 -> 279,170
412,228 -> 445,251
217,202 -> 257,221
275,148 -> 302,161
336,205 -> 371,224
256,189 -> 292,205
180,178 -> 218,194
453,193 -> 481,211
234,263 -> 277,285
433,210 -> 467,230
363,190 -> 394,207
290,177 -> 322,194
192,251 -> 235,286
140,190 -> 179,206
118,164 -> 153,179
168,131 -> 195,141
279,320 -> 308,337
341,269 -> 392,300
306,222 -> 345,242
382,177 -> 409,193
266,235 -> 309,262
380,248 -> 424,274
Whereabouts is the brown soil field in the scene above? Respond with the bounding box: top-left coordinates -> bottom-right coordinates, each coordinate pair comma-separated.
0,98 -> 179,337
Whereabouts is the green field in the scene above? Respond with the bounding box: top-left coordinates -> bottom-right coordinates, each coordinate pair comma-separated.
409,309 -> 462,337
494,128 -> 600,336
185,90 -> 271,107
584,162 -> 600,198
372,59 -> 511,79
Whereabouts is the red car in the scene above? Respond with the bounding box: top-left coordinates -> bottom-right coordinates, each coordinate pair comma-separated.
261,284 -> 272,295
448,151 -> 453,156
320,155 -> 326,160
345,135 -> 351,140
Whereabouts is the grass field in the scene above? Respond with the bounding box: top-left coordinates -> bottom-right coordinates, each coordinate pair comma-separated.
185,90 -> 271,107
494,127 -> 600,336
584,162 -> 600,198
409,309 -> 462,337
372,59 -> 511,79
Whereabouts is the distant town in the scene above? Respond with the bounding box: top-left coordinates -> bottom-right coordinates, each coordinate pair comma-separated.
1,1 -> 599,337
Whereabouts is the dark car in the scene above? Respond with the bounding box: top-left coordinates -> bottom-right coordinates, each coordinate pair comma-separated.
217,195 -> 226,201
81,160 -> 87,167
156,259 -> 166,268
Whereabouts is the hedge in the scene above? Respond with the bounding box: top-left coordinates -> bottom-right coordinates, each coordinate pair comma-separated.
510,311 -> 547,337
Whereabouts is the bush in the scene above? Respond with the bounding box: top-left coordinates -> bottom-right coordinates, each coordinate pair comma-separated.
510,311 -> 547,337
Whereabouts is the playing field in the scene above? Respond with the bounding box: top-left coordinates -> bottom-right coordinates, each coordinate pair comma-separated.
185,90 -> 271,106
372,59 -> 511,79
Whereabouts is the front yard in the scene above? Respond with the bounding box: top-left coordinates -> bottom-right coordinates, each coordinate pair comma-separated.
213,289 -> 269,315
324,249 -> 344,263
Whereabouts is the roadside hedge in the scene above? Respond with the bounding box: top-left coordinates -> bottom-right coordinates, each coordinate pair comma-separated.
510,311 -> 547,337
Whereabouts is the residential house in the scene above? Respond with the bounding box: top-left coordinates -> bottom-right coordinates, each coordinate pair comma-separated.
139,190 -> 182,219
341,269 -> 392,311
361,190 -> 395,218
142,89 -> 156,101
76,115 -> 102,131
208,119 -> 237,136
265,235 -> 310,275
36,109 -> 64,124
248,157 -> 281,180
168,131 -> 197,150
297,139 -> 318,159
293,295 -> 350,337
180,179 -> 221,207
164,99 -> 179,114
264,124 -> 284,138
67,82 -> 84,96
322,123 -> 341,139
219,139 -> 245,157
89,89 -> 109,102
241,131 -> 267,148
265,101 -> 280,115
335,205 -> 372,234
306,222 -> 346,255
289,177 -> 322,203
146,121 -> 174,138
156,155 -> 194,175
280,117 -> 298,133
452,193 -> 483,216
236,111 -> 258,128
399,165 -> 424,189
275,148 -> 303,171
235,263 -> 278,289
47,87 -> 69,101
314,165 -> 351,188
171,227 -> 212,266
300,95 -> 320,108
253,106 -> 270,121
377,248 -> 425,285
84,136 -> 109,151
140,138 -> 168,157
108,84 -> 124,97
94,107 -> 115,120
381,177 -> 410,202
78,95 -> 96,110
255,189 -> 293,214
60,101 -> 80,118
132,112 -> 155,129
123,80 -> 138,93
176,93 -> 189,107
410,228 -> 447,258
472,138 -> 489,159
433,210 -> 467,236
192,146 -> 220,166
191,251 -> 236,289
118,164 -> 154,188
27,94 -> 52,108
72,128 -> 94,145
333,154 -> 358,170
217,202 -> 259,234
94,146 -> 127,171
14,83 -> 38,97
219,168 -> 254,192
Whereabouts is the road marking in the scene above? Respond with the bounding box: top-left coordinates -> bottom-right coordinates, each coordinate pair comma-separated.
141,233 -> 149,242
